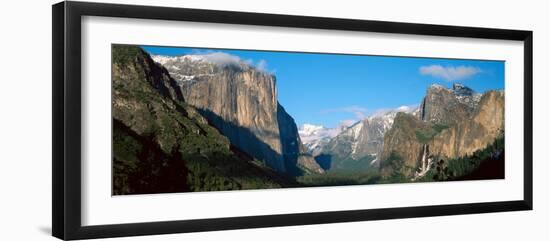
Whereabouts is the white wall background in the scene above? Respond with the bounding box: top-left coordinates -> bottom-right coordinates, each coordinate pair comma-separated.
0,0 -> 547,240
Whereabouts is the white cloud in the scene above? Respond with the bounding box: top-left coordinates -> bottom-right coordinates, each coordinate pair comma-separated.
369,104 -> 419,117
419,65 -> 481,81
201,52 -> 242,67
343,106 -> 368,119
337,119 -> 357,129
321,105 -> 368,120
187,50 -> 272,73
256,59 -> 268,72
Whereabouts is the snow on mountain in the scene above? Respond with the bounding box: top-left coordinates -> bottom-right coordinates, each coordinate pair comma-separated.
151,52 -> 272,74
152,55 -> 207,65
299,125 -> 335,150
312,105 -> 419,168
452,83 -> 482,109
299,124 -> 325,138
298,105 -> 421,160
367,105 -> 418,133
298,123 -> 352,155
151,53 -> 276,89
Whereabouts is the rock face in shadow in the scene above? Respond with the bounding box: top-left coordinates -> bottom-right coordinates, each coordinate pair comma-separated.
153,54 -> 323,174
277,104 -> 324,175
180,61 -> 284,171
380,84 -> 504,178
379,113 -> 427,177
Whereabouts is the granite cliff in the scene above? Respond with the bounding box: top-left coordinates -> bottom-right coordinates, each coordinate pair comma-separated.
380,84 -> 504,179
153,54 -> 323,174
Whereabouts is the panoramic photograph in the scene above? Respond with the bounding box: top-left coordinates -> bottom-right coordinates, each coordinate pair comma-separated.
111,44 -> 505,195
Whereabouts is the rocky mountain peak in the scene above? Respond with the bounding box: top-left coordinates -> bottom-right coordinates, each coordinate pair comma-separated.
420,83 -> 481,124
428,83 -> 447,91
299,123 -> 350,157
452,83 -> 474,95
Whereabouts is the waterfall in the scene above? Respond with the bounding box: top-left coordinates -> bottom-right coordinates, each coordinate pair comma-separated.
421,144 -> 427,171
412,144 -> 432,181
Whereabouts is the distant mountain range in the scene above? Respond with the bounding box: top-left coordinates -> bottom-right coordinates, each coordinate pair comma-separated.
298,124 -> 343,156
299,106 -> 418,171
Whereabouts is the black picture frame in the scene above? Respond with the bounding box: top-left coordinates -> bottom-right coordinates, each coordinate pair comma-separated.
52,1 -> 533,240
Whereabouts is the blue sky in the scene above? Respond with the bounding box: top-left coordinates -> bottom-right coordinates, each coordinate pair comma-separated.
142,46 -> 504,128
